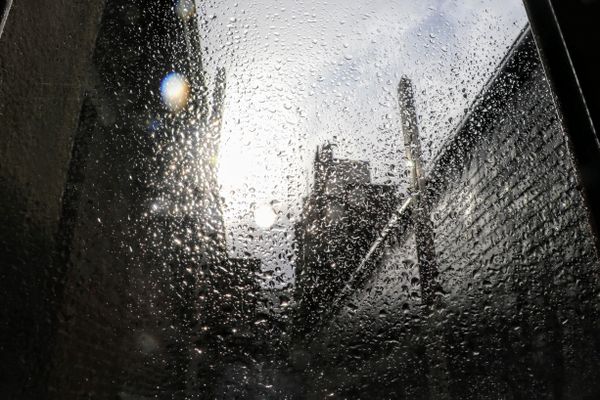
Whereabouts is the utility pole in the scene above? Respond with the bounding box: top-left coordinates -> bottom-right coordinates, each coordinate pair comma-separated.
397,77 -> 439,306
398,76 -> 449,400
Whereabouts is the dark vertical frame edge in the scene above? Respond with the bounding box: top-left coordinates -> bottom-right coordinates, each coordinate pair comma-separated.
522,0 -> 600,255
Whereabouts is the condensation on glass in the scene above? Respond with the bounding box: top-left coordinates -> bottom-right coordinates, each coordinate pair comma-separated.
1,1 -> 599,399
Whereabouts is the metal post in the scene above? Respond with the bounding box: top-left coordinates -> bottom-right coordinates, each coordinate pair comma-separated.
397,77 -> 439,306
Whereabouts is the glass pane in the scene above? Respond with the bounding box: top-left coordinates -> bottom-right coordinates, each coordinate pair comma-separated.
1,1 -> 599,399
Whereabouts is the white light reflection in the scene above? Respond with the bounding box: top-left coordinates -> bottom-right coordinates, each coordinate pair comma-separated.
254,204 -> 278,229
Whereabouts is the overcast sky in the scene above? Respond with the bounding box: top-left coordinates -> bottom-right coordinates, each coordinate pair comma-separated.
191,0 -> 527,286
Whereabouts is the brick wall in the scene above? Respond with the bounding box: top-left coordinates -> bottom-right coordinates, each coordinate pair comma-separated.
310,32 -> 600,399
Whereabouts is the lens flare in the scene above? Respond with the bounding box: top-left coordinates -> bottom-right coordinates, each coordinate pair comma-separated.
160,72 -> 190,112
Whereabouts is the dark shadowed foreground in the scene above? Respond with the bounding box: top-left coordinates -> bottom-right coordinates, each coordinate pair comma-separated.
1,1 -> 600,399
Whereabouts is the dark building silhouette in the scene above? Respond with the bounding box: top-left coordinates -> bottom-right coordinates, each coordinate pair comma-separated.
0,1 -> 263,398
293,144 -> 399,337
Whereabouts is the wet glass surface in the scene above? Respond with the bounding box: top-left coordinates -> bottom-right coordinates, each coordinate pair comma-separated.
1,1 -> 600,399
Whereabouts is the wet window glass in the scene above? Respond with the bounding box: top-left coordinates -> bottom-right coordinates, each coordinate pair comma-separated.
1,1 -> 599,399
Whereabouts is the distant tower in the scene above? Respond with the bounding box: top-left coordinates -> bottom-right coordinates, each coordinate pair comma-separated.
149,2 -> 232,394
190,67 -> 228,265
154,0 -> 228,265
181,1 -> 228,263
